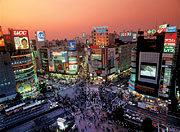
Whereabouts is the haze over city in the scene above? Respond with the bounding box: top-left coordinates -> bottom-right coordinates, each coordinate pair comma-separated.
0,0 -> 180,40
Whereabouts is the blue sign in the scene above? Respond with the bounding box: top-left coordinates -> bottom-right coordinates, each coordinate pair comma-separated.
69,40 -> 76,51
38,32 -> 45,39
37,31 -> 45,41
95,29 -> 106,33
166,26 -> 177,32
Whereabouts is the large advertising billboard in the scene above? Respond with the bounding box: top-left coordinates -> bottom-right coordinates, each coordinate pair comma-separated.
92,26 -> 108,34
69,40 -> 76,51
91,54 -> 101,60
138,52 -> 160,84
50,51 -> 66,73
13,30 -> 29,50
166,26 -> 177,32
0,26 -> 5,47
140,64 -> 156,78
120,32 -> 136,42
36,31 -> 45,41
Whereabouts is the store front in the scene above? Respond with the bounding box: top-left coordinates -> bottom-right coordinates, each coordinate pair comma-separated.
50,73 -> 79,84
107,73 -> 118,82
89,73 -> 105,85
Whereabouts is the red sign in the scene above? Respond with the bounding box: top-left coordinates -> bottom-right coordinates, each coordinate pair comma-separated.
164,33 -> 177,46
12,30 -> 28,37
0,27 -> 5,47
163,57 -> 172,61
90,45 -> 99,48
5,35 -> 11,40
95,70 -> 102,75
157,28 -> 166,34
164,33 -> 176,43
163,85 -> 167,88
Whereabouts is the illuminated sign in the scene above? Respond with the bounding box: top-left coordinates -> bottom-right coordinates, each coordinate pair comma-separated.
13,30 -> 29,50
92,26 -> 108,34
91,54 -> 101,60
157,28 -> 165,34
0,27 -> 5,47
163,45 -> 175,53
92,61 -> 102,68
69,57 -> 77,64
159,24 -> 168,29
166,26 -> 177,32
36,31 -> 45,41
69,40 -> 76,50
90,45 -> 105,48
120,32 -> 137,42
152,29 -> 156,34
69,64 -> 78,71
5,35 -> 11,40
164,33 -> 177,47
92,26 -> 108,30
147,29 -> 152,34
52,51 -> 62,56
144,29 -> 156,40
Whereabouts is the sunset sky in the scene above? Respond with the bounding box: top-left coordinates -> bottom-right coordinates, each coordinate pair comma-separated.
0,0 -> 180,40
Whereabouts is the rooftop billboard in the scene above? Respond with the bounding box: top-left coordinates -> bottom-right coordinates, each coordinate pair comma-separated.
12,30 -> 29,50
69,40 -> 76,51
35,31 -> 45,41
120,32 -> 136,42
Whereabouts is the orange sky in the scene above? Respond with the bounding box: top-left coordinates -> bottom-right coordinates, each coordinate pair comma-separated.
0,0 -> 180,40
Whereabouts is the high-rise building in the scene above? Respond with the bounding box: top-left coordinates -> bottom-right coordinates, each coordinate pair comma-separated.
92,26 -> 109,46
6,28 -> 38,99
129,25 -> 179,113
0,53 -> 17,102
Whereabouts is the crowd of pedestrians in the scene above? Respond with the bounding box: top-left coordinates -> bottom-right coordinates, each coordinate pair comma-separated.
53,81 -> 129,132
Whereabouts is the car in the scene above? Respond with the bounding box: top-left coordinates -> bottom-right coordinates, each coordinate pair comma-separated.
132,117 -> 136,120
132,103 -> 136,106
120,85 -> 125,88
150,109 -> 159,114
128,115 -> 132,119
128,101 -> 133,105
132,113 -> 136,116
125,114 -> 129,117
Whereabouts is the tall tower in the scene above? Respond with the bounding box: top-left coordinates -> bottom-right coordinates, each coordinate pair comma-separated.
92,26 -> 109,46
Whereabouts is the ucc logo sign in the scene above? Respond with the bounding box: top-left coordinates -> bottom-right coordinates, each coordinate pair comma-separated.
13,30 -> 28,36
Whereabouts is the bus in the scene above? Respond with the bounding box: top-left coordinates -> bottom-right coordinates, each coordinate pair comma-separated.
5,103 -> 26,116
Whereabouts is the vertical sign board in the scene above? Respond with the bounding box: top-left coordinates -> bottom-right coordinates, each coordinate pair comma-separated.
163,33 -> 177,53
69,40 -> 76,51
0,26 -> 5,47
12,30 -> 29,50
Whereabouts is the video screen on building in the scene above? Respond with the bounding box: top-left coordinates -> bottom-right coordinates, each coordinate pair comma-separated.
140,62 -> 157,79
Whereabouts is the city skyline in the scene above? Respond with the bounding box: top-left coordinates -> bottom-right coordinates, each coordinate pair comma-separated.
0,0 -> 180,40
